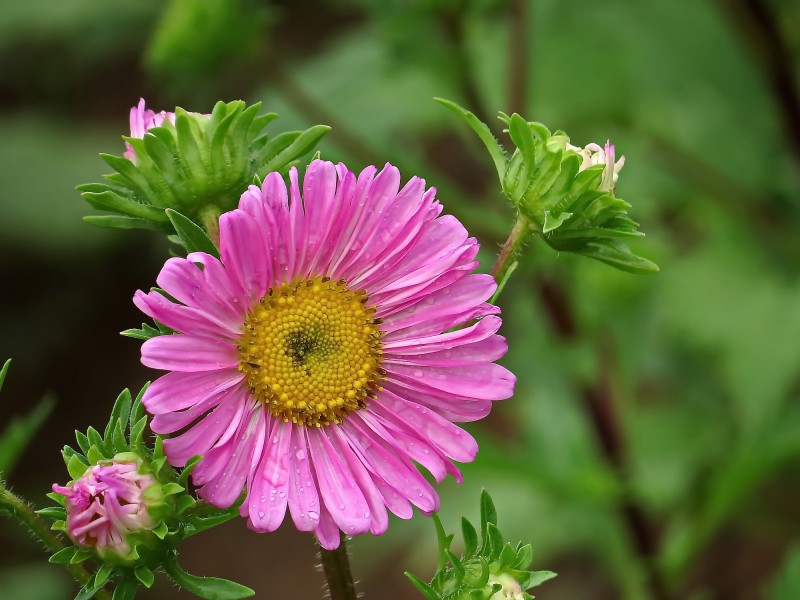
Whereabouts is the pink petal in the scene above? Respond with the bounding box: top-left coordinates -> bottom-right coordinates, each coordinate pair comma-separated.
287,429 -> 321,532
306,428 -> 371,536
246,419 -> 291,532
219,210 -> 271,305
143,370 -> 244,415
141,335 -> 238,372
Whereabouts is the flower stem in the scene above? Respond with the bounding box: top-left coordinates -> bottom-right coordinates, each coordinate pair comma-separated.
200,205 -> 221,248
490,213 -> 533,300
318,533 -> 357,600
0,484 -> 111,600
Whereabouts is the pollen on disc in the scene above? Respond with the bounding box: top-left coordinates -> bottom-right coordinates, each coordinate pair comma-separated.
237,276 -> 384,427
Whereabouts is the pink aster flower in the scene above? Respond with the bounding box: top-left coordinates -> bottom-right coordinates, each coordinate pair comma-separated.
53,461 -> 156,560
123,98 -> 177,162
134,160 -> 515,549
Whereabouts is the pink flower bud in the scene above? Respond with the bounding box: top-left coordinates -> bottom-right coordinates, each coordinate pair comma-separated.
53,461 -> 157,562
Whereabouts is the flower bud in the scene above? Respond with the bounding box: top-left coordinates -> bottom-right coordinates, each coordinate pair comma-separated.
52,456 -> 165,564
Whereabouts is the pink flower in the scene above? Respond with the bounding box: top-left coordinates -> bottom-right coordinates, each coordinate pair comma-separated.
134,160 -> 515,549
123,98 -> 177,163
53,461 -> 157,561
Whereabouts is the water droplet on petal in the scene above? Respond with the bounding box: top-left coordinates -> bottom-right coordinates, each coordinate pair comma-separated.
308,511 -> 319,520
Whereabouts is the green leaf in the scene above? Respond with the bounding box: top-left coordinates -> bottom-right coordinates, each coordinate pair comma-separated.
82,215 -> 169,232
0,394 -> 55,476
163,553 -> 254,600
105,389 -> 132,444
461,516 -> 478,557
435,97 -> 506,181
520,570 -> 558,589
403,572 -> 438,600
479,489 -> 497,542
165,208 -> 220,258
112,577 -> 139,600
0,359 -> 10,391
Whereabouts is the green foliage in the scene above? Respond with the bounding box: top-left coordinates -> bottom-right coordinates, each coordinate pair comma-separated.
406,490 -> 555,599
0,360 -> 55,477
79,100 -> 329,234
43,385 -> 251,599
767,545 -> 800,600
147,0 -> 270,95
438,98 -> 658,273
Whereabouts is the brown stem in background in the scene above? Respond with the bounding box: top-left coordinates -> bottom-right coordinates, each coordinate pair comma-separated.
716,0 -> 800,167
272,67 -> 380,169
535,276 -> 670,600
441,10 -> 494,130
507,0 -> 530,115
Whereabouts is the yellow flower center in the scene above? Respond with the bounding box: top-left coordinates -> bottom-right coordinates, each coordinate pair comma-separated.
237,276 -> 384,427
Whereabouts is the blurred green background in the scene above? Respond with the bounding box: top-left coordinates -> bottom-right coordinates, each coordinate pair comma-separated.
1,0 -> 799,598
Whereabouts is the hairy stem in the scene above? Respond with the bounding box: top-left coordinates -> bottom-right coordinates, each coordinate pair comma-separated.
199,205 -> 221,248
490,213 -> 533,295
318,533 -> 357,600
0,485 -> 111,600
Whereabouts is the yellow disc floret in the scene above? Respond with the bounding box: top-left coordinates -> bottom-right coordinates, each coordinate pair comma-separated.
237,276 -> 384,427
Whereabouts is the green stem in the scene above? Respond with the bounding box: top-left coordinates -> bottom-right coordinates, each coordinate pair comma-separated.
0,485 -> 111,600
318,533 -> 357,600
490,213 -> 533,300
199,205 -> 221,248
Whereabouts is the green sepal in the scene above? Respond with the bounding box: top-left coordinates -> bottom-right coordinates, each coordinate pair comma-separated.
86,427 -> 109,457
440,98 -> 657,273
36,507 -> 67,520
175,495 -> 196,515
81,101 -> 330,234
153,521 -> 170,540
67,454 -> 90,480
48,547 -> 77,564
46,492 -> 66,506
112,577 -> 139,600
166,209 -> 220,258
134,565 -> 155,588
70,549 -> 92,564
163,553 -> 255,599
519,570 -> 558,589
178,455 -> 203,487
74,430 -> 92,456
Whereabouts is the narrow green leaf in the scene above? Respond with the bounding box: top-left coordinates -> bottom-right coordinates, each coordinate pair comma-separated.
435,97 -> 506,180
256,125 -> 331,177
479,489 -> 497,541
0,395 -> 55,476
163,553 -> 254,599
403,572 -> 438,600
542,211 -> 573,234
112,577 -> 139,600
105,389 -> 132,443
0,359 -> 9,391
165,209 -> 220,258
461,517 -> 478,557
520,570 -> 558,589
83,215 -> 168,232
